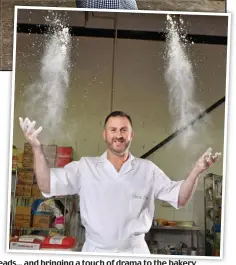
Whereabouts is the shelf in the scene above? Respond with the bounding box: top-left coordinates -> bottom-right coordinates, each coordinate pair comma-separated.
11,227 -> 63,231
14,196 -> 44,199
11,147 -> 77,240
13,196 -> 74,199
204,173 -> 223,256
150,225 -> 202,231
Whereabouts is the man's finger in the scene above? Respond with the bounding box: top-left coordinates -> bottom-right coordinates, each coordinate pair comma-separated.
32,126 -> 42,137
202,147 -> 212,158
212,153 -> 222,163
21,118 -> 29,131
26,120 -> 36,134
204,152 -> 211,162
23,118 -> 31,131
212,157 -> 219,163
19,117 -> 24,130
205,147 -> 212,155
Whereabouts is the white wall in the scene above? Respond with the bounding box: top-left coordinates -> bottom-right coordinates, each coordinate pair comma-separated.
13,36 -> 227,162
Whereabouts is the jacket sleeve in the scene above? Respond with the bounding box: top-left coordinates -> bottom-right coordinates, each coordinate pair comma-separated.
41,158 -> 83,198
153,164 -> 184,209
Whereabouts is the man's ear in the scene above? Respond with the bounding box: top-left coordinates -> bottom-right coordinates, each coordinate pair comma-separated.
131,130 -> 134,139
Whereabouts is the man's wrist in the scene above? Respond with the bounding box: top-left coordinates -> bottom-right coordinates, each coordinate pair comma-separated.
32,145 -> 42,154
191,165 -> 203,179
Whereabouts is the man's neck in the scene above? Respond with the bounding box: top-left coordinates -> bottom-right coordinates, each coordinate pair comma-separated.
107,150 -> 129,171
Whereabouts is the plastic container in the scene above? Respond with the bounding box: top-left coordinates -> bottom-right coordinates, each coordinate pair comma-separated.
41,235 -> 76,249
215,224 -> 221,233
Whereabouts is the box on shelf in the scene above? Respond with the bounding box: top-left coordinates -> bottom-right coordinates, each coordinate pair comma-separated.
42,145 -> 57,158
14,216 -> 31,228
55,157 -> 72,168
12,146 -> 23,170
10,235 -> 45,250
33,214 -> 53,228
15,184 -> 32,197
45,157 -> 56,168
56,146 -> 73,158
15,184 -> 24,196
22,155 -> 34,169
24,185 -> 32,196
24,143 -> 33,155
32,184 -> 43,198
17,169 -> 34,185
15,206 -> 31,228
12,160 -> 17,170
17,162 -> 23,169
41,235 -> 77,250
12,146 -> 18,170
15,206 -> 31,216
17,152 -> 23,166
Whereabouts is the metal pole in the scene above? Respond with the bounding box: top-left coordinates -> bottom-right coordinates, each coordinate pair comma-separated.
111,14 -> 118,112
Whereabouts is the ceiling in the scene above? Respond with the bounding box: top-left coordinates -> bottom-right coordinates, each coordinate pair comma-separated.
16,8 -> 229,36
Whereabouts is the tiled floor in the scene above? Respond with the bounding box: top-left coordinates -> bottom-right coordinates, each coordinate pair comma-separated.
0,0 -> 226,70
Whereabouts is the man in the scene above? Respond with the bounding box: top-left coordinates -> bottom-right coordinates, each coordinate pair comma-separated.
75,0 -> 138,9
19,111 -> 221,254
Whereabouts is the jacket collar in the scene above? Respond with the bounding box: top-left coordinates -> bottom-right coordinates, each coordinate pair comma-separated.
97,150 -> 134,163
97,150 -> 135,174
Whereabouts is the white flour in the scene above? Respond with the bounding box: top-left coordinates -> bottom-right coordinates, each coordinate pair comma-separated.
164,15 -> 205,149
24,14 -> 72,143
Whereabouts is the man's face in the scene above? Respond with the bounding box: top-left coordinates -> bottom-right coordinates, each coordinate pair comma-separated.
103,116 -> 134,156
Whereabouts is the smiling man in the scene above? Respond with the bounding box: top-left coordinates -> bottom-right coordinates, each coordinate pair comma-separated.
19,111 -> 221,254
75,0 -> 138,9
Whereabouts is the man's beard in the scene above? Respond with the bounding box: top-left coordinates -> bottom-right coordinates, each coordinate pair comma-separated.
105,137 -> 131,155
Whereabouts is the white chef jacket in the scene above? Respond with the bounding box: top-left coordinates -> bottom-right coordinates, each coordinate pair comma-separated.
42,151 -> 183,253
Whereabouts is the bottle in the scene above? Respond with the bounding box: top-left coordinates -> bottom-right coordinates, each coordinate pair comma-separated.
190,247 -> 197,255
180,242 -> 188,255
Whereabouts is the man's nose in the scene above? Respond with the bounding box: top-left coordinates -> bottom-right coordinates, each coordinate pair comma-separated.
115,130 -> 122,137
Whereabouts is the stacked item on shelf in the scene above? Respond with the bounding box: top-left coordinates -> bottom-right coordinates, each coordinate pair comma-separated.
10,234 -> 46,250
10,234 -> 77,251
12,145 -> 23,171
14,206 -> 31,229
15,143 -> 42,199
148,240 -> 197,255
22,142 -> 33,166
204,173 -> 222,257
148,220 -> 200,255
11,142 -> 75,239
31,199 -> 54,230
13,198 -> 66,230
41,144 -> 57,168
15,143 -> 74,199
13,143 -> 73,170
56,146 -> 73,167
40,234 -> 77,251
10,195 -> 79,251
31,198 -> 67,231
13,143 -> 37,232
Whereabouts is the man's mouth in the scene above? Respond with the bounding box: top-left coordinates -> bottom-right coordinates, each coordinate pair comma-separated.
113,139 -> 124,143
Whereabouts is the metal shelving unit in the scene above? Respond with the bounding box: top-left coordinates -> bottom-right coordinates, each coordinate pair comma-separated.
148,224 -> 202,255
10,168 -> 77,237
204,173 -> 222,256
